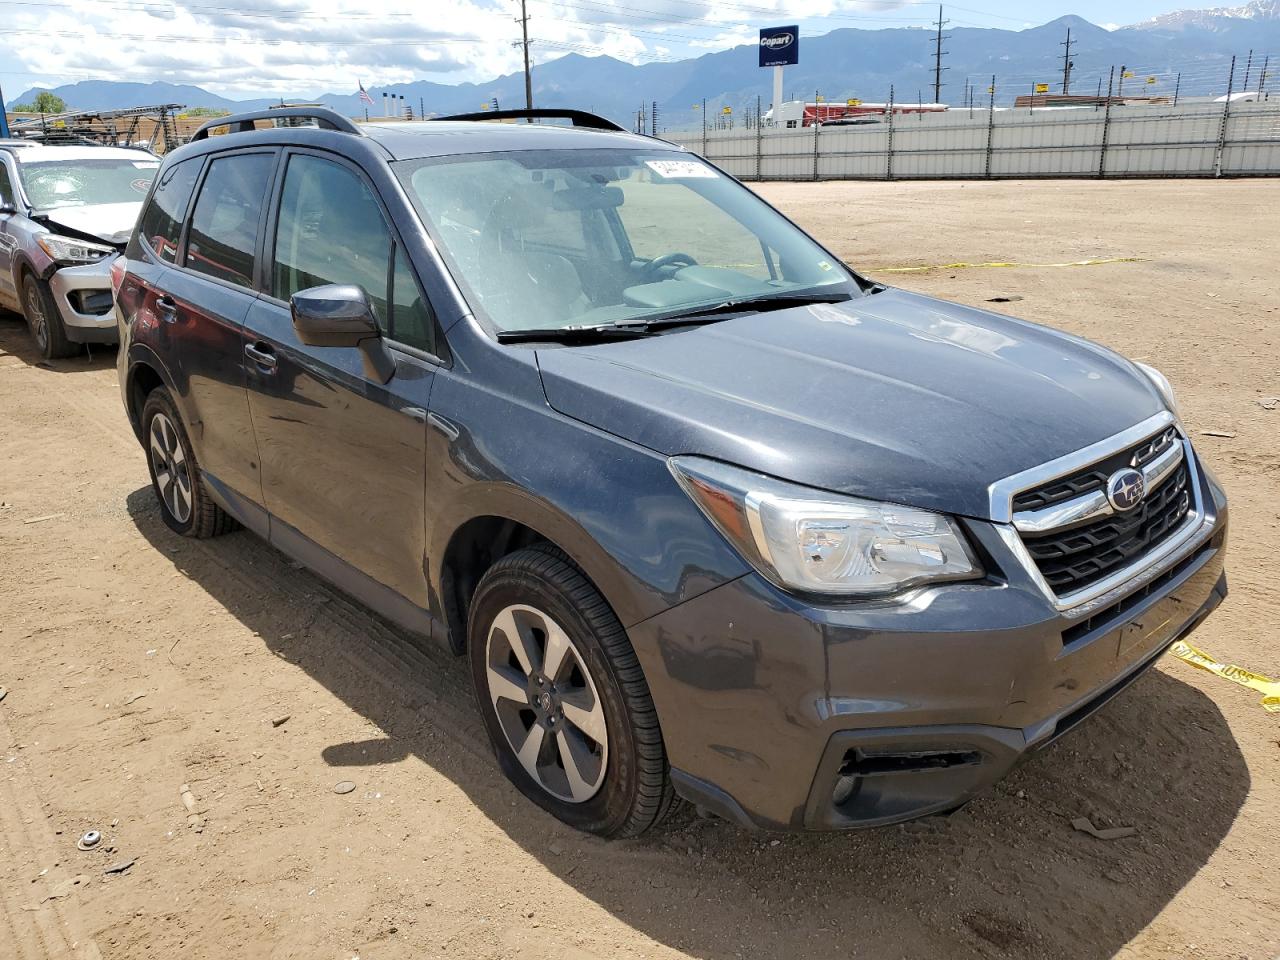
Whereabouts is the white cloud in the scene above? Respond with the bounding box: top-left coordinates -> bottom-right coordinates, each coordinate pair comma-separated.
0,0 -> 924,99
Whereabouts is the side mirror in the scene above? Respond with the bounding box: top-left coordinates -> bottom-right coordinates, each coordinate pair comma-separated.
0,199 -> 16,215
290,283 -> 395,383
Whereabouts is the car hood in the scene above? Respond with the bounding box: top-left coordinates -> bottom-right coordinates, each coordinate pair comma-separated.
38,202 -> 143,247
535,288 -> 1166,519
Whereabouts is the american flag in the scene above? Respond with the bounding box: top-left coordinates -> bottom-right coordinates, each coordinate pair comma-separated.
358,82 -> 374,106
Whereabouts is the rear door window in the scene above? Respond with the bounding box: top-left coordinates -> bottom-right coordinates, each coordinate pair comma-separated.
184,153 -> 275,288
137,157 -> 203,264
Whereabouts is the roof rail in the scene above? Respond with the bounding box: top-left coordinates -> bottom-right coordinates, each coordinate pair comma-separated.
192,106 -> 363,141
431,108 -> 626,132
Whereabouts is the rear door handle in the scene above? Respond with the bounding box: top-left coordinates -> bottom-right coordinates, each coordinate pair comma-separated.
155,295 -> 178,323
244,342 -> 277,371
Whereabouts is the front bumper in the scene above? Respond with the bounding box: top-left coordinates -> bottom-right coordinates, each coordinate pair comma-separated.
628,453 -> 1229,831
48,256 -> 119,343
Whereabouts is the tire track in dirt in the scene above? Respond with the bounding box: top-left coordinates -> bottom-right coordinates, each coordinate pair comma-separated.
0,708 -> 102,960
0,321 -> 486,764
143,509 -> 490,761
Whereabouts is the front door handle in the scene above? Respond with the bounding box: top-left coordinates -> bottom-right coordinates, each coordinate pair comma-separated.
155,295 -> 178,323
427,411 -> 459,441
244,342 -> 277,371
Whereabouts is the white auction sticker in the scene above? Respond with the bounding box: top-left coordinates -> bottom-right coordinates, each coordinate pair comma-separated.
645,160 -> 718,179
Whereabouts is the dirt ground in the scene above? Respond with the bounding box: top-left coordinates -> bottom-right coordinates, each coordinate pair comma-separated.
1,178 -> 1277,960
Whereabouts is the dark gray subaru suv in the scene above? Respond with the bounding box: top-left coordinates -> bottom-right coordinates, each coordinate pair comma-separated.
114,107 -> 1228,837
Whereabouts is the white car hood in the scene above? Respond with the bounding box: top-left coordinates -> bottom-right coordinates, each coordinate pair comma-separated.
40,202 -> 143,247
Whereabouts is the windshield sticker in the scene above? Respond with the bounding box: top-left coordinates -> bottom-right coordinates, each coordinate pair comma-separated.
645,160 -> 718,180
818,260 -> 834,271
133,161 -> 159,169
131,179 -> 153,194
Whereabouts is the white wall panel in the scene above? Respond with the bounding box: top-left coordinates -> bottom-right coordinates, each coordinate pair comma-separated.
672,102 -> 1280,181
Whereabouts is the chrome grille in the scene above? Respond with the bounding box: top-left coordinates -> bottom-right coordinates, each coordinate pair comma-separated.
1019,461 -> 1192,594
1010,426 -> 1179,513
1010,425 -> 1193,599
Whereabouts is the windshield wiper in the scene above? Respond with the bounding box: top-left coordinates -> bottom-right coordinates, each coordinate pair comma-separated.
495,324 -> 654,344
496,292 -> 856,343
613,292 -> 855,332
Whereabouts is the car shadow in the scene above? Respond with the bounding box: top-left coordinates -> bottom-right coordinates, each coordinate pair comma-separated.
125,485 -> 1248,959
0,312 -> 118,370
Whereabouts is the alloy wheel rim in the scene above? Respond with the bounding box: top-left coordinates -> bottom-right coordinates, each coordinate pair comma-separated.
149,412 -> 193,524
485,603 -> 609,803
26,285 -> 48,351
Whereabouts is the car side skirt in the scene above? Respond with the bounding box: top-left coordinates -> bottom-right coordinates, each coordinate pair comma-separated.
202,471 -> 440,644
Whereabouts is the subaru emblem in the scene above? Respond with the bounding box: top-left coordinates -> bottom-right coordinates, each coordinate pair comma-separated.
1106,468 -> 1145,512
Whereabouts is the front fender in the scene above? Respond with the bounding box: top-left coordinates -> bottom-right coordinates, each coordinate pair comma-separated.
10,248 -> 55,291
424,365 -> 751,639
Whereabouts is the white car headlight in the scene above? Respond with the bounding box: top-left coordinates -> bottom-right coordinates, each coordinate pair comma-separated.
36,233 -> 116,265
669,457 -> 982,598
1134,361 -> 1180,418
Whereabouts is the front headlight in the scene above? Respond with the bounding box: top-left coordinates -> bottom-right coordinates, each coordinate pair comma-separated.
1134,361 -> 1180,418
669,457 -> 982,598
36,233 -> 116,265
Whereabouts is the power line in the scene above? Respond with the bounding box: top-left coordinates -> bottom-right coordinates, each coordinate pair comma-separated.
0,26 -> 484,46
552,0 -> 935,24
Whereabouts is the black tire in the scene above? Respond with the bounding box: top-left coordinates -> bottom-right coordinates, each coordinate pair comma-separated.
22,273 -> 74,360
140,388 -> 237,539
468,545 -> 676,838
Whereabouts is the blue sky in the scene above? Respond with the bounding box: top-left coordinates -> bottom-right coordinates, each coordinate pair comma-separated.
0,0 -> 1227,102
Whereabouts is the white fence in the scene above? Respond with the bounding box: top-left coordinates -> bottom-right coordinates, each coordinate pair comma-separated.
672,102 -> 1280,180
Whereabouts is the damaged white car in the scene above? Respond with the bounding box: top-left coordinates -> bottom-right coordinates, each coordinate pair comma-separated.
0,142 -> 159,358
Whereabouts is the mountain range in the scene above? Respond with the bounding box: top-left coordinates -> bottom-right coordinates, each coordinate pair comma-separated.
7,2 -> 1279,129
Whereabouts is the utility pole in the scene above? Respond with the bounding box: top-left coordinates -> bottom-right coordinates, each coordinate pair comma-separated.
517,0 -> 533,111
930,5 -> 950,103
1060,26 -> 1076,95
984,75 -> 995,178
1099,65 -> 1115,178
1214,55 -> 1236,178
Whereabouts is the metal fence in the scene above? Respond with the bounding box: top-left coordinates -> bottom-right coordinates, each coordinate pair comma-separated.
672,101 -> 1280,180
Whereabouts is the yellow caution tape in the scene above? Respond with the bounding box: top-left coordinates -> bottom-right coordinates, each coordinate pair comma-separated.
1170,640 -> 1280,713
876,257 -> 1146,274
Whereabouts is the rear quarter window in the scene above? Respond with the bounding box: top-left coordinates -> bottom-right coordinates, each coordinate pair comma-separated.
136,158 -> 203,264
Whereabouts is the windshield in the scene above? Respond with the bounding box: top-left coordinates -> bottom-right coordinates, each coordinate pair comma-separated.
397,148 -> 857,332
18,157 -> 159,210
